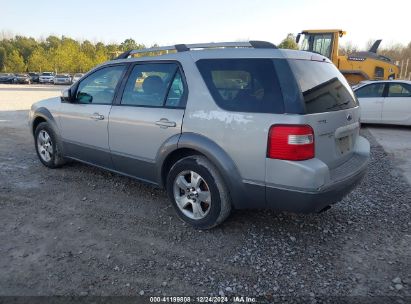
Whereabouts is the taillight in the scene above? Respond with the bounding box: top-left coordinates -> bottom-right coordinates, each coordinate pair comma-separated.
267,125 -> 315,161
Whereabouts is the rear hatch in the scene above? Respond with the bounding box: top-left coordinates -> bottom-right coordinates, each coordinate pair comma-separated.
287,58 -> 360,168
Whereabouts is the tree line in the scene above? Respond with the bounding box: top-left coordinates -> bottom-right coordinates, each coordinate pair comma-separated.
1,34 -> 411,76
0,35 -> 145,73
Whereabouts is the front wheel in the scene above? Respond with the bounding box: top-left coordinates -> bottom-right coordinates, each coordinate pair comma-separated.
166,155 -> 231,229
34,122 -> 66,168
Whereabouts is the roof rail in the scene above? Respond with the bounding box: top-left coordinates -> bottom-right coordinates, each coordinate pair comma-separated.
115,40 -> 277,59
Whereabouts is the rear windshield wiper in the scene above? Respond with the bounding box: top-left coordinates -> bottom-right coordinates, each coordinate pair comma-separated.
326,100 -> 350,110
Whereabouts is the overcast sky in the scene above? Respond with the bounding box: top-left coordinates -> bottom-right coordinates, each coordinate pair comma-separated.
1,0 -> 409,49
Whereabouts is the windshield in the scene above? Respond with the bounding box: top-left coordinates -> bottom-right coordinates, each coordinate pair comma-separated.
301,33 -> 333,59
16,74 -> 27,77
288,60 -> 358,114
42,72 -> 53,76
74,73 -> 83,77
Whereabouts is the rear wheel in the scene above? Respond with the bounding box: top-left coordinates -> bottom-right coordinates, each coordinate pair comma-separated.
34,122 -> 66,168
166,155 -> 231,229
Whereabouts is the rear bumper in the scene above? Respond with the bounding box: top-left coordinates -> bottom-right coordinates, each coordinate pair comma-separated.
265,156 -> 368,213
235,136 -> 370,212
265,136 -> 370,213
39,78 -> 54,83
0,79 -> 14,83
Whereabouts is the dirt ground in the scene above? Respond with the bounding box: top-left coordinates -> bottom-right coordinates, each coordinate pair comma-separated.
0,84 -> 410,301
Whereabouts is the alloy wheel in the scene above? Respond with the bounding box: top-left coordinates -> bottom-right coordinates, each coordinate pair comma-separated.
37,130 -> 53,162
173,170 -> 212,220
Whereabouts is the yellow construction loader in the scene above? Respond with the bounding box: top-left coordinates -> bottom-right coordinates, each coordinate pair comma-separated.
296,29 -> 399,85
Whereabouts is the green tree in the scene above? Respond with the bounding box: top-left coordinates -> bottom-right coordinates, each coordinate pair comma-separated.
6,50 -> 25,72
121,38 -> 144,51
14,36 -> 37,63
81,40 -> 96,58
72,52 -> 93,73
0,47 -> 6,71
28,48 -> 52,72
278,33 -> 298,50
45,35 -> 61,50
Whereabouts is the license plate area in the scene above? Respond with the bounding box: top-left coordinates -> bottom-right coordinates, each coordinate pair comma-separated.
337,135 -> 352,155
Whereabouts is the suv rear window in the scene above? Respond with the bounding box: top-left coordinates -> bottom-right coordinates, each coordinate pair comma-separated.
288,60 -> 358,114
196,59 -> 284,113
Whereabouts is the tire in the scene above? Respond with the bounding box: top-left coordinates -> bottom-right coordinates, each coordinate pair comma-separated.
166,155 -> 231,229
34,122 -> 66,168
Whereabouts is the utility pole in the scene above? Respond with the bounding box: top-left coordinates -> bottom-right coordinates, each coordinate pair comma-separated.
404,59 -> 409,80
398,60 -> 404,79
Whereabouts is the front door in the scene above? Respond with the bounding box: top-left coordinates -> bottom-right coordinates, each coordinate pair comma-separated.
108,62 -> 186,183
59,64 -> 126,167
356,82 -> 386,123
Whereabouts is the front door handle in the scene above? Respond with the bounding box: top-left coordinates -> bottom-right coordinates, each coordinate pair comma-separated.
90,113 -> 104,120
155,118 -> 177,128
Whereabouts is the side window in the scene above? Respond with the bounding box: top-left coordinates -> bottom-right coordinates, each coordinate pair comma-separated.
374,67 -> 384,79
388,83 -> 411,98
165,71 -> 185,107
76,65 -> 125,104
355,83 -> 385,98
196,59 -> 284,113
312,34 -> 333,59
121,63 -> 184,107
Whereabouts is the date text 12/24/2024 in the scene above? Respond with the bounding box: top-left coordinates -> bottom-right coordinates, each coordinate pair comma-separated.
149,296 -> 257,303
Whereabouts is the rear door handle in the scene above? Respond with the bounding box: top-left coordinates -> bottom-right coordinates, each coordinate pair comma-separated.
155,118 -> 176,128
90,113 -> 104,120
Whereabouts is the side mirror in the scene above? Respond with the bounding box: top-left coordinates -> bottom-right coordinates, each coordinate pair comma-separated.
61,88 -> 73,102
296,34 -> 301,44
77,92 -> 93,103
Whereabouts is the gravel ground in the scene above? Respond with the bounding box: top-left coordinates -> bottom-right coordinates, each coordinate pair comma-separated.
0,85 -> 410,302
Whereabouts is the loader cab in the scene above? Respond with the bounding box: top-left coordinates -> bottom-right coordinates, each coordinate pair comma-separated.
296,30 -> 345,65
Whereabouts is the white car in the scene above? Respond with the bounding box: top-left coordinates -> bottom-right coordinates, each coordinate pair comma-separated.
354,80 -> 411,126
39,72 -> 55,84
72,73 -> 84,83
53,74 -> 72,85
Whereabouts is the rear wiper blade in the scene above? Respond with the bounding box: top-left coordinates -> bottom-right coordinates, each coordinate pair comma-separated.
326,100 -> 350,110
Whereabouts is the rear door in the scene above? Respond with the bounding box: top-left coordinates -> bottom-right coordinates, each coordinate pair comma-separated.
354,83 -> 386,123
59,64 -> 126,167
382,82 -> 411,124
108,62 -> 186,183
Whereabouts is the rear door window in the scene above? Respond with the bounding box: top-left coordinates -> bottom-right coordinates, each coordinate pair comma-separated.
355,83 -> 385,98
196,59 -> 284,113
288,60 -> 358,114
387,83 -> 411,97
121,63 -> 185,107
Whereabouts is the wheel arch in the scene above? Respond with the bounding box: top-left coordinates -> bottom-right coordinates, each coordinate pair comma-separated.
31,107 -> 65,157
156,132 -> 248,208
31,107 -> 58,136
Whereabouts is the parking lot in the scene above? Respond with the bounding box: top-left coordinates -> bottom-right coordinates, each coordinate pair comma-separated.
0,84 -> 410,299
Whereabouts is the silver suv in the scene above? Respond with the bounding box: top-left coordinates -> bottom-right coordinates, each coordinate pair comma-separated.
29,41 -> 370,229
